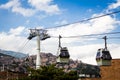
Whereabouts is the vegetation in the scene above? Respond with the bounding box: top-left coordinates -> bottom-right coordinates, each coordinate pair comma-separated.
19,64 -> 79,80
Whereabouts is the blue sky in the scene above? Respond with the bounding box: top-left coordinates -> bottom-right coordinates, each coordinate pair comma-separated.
0,0 -> 120,65
0,0 -> 117,31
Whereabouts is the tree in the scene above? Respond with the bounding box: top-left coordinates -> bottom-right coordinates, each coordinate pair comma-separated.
19,64 -> 79,80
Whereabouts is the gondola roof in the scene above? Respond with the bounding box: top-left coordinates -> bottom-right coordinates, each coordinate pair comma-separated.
59,47 -> 70,58
96,48 -> 112,60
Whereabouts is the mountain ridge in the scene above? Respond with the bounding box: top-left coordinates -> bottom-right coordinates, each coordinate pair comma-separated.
0,49 -> 27,58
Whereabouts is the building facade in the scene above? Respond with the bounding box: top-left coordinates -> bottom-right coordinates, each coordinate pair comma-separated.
80,59 -> 120,80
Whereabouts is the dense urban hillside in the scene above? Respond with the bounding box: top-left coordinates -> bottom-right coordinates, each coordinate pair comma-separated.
0,49 -> 100,78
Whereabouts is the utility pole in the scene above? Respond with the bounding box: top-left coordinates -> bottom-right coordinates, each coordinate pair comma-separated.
27,28 -> 50,69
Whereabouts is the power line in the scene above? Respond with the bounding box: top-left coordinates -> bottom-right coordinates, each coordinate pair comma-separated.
46,10 -> 120,29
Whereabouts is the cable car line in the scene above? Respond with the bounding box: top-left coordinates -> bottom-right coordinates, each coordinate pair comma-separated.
50,31 -> 120,39
17,40 -> 30,53
18,39 -> 28,48
107,37 -> 120,39
26,10 -> 120,65
46,10 -> 120,30
20,40 -> 30,51
12,39 -> 30,58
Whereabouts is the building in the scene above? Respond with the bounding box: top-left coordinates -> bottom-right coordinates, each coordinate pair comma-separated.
80,59 -> 120,80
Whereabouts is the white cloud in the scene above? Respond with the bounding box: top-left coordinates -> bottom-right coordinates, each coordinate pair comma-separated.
46,13 -> 120,65
108,0 -> 120,9
0,0 -> 35,17
48,15 -> 118,40
0,4 -> 120,65
0,0 -> 19,9
28,0 -> 60,14
0,0 -> 60,16
9,26 -> 25,36
1,28 -> 120,65
81,56 -> 97,65
55,20 -> 68,25
0,13 -> 120,64
12,6 -> 35,17
0,32 -> 23,51
68,43 -> 120,65
0,27 -> 36,56
90,14 -> 118,33
108,44 -> 120,58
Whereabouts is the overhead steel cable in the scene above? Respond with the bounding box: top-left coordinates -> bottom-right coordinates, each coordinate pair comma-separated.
108,37 -> 120,39
20,40 -> 30,51
50,31 -> 120,38
12,39 -> 30,58
50,36 -> 120,40
17,39 -> 30,53
84,32 -> 120,36
46,10 -> 120,29
18,39 -> 28,48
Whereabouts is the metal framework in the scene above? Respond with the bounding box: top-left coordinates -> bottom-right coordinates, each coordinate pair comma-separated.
27,28 -> 50,69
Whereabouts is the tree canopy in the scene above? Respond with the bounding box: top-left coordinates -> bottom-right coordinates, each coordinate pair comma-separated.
19,64 -> 79,80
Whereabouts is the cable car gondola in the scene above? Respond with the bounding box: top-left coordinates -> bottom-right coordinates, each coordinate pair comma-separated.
96,48 -> 112,66
57,47 -> 70,63
96,36 -> 112,66
57,35 -> 70,63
